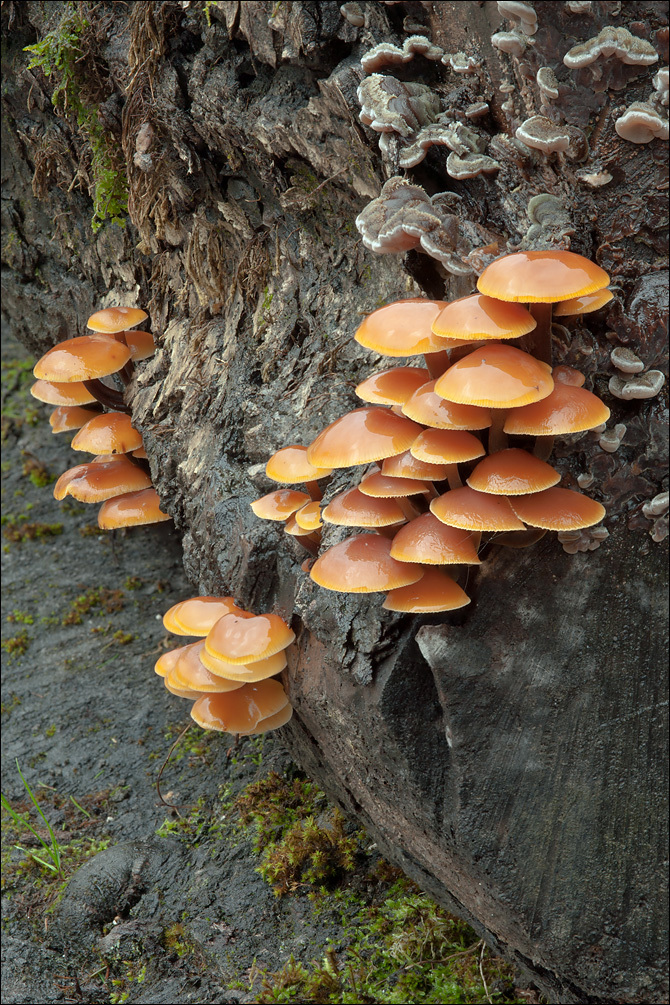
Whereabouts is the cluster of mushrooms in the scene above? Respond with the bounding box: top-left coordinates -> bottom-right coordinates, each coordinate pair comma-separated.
30,307 -> 170,530
156,596 -> 294,736
252,250 -> 612,614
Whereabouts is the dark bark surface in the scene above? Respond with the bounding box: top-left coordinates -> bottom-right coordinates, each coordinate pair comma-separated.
2,2 -> 668,1002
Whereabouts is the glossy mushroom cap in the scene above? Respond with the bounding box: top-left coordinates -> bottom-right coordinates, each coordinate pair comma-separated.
509,488 -> 606,529
355,367 -> 430,405
390,513 -> 481,565
321,488 -> 406,528
381,450 -> 449,481
71,412 -> 143,454
410,429 -> 486,465
402,380 -> 492,429
435,345 -> 554,409
87,306 -> 148,333
190,679 -> 290,734
49,405 -> 101,433
431,486 -> 526,531
383,568 -> 471,613
431,294 -> 536,340
31,379 -> 96,406
354,299 -> 456,356
168,641 -> 246,693
251,489 -> 311,520
554,289 -> 613,316
112,330 -> 155,359
294,501 -> 323,531
163,596 -> 251,636
155,646 -> 187,678
467,449 -> 560,495
310,534 -> 423,592
205,613 -> 295,665
551,365 -> 585,387
98,487 -> 171,529
200,647 -> 289,682
306,408 -> 423,469
358,471 -> 431,498
34,335 -> 132,382
265,446 -> 332,484
53,456 -> 152,502
503,383 -> 610,435
477,250 -> 610,303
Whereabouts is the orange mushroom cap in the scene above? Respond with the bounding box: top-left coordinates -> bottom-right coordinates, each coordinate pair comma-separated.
552,365 -> 585,387
503,383 -> 610,435
509,488 -> 606,529
49,405 -> 101,434
155,646 -> 186,678
554,288 -> 613,316
244,702 -> 294,734
265,446 -> 332,484
112,330 -> 155,359
98,487 -> 171,529
163,596 -> 251,636
477,250 -> 610,304
31,379 -> 96,407
321,487 -> 406,528
390,512 -> 481,565
402,380 -> 492,430
381,450 -> 449,481
199,646 -> 288,682
382,568 -> 471,613
358,471 -> 431,498
169,641 -> 246,693
52,456 -> 152,502
410,429 -> 486,465
435,345 -> 554,409
310,533 -> 423,592
355,366 -> 430,406
467,449 -> 560,495
354,299 -> 464,356
132,445 -> 148,459
87,306 -> 148,333
284,513 -> 316,536
205,613 -> 295,665
306,407 -> 423,469
191,679 -> 290,734
34,334 -> 131,382
251,489 -> 311,520
431,486 -> 526,531
71,411 -> 143,454
431,294 -> 536,341
294,501 -> 323,531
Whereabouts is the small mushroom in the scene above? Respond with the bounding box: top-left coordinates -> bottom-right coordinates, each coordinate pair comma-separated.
491,31 -> 528,57
98,487 -> 171,529
70,411 -> 143,455
205,613 -> 295,666
509,487 -> 606,530
608,371 -> 666,400
497,0 -> 538,36
610,347 -> 644,374
190,679 -> 292,735
467,448 -> 560,495
615,101 -> 669,143
390,512 -> 481,565
536,66 -> 560,100
163,596 -> 250,636
310,533 -> 423,593
431,486 -> 526,532
87,306 -> 148,333
322,487 -> 407,530
306,407 -> 423,470
599,423 -> 626,452
53,456 -> 152,502
382,568 -> 471,613
33,334 -> 132,412
31,379 -> 96,407
49,405 -> 101,434
402,381 -> 492,430
563,26 -> 658,69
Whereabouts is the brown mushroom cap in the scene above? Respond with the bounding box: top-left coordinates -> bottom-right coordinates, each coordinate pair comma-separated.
503,383 -> 610,435
71,411 -> 143,454
306,407 -> 423,469
355,366 -> 430,405
509,488 -> 606,529
52,456 -> 152,502
34,334 -> 132,382
251,489 -> 311,520
431,294 -> 537,341
284,513 -> 316,537
244,702 -> 294,734
190,679 -> 290,734
431,486 -> 526,531
31,379 -> 97,407
199,646 -> 288,682
87,306 -> 148,333
321,487 -> 406,527
554,289 -> 613,316
205,613 -> 295,665
410,428 -> 486,465
477,250 -> 610,303
310,533 -> 423,592
155,646 -> 185,678
49,405 -> 101,434
402,380 -> 492,429
381,450 -> 449,481
435,345 -> 554,409
467,449 -> 560,495
98,487 -> 171,529
164,676 -> 206,700
382,568 -> 471,612
168,641 -> 246,694
358,471 -> 432,498
552,365 -> 585,387
354,299 -> 464,356
132,446 -> 148,459
390,512 -> 481,565
294,502 -> 323,531
112,330 -> 155,359
163,596 -> 251,636
265,446 -> 332,484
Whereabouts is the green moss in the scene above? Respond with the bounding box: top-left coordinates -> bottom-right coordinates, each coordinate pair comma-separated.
62,586 -> 124,625
21,452 -> 54,488
1,631 -> 30,657
2,519 -> 63,544
6,610 -> 34,625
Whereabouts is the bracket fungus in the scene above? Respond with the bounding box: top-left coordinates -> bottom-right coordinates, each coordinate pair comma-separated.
614,102 -> 669,143
360,36 -> 444,74
563,26 -> 659,69
497,0 -> 538,36
608,370 -> 666,400
357,75 -> 440,137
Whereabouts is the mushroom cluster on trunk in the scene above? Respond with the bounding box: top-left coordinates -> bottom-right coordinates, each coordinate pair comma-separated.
31,306 -> 170,530
252,250 -> 612,612
157,596 -> 294,735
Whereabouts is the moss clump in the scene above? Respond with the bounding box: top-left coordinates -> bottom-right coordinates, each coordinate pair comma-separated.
3,519 -> 63,544
62,586 -> 125,625
21,453 -> 54,488
1,631 -> 30,657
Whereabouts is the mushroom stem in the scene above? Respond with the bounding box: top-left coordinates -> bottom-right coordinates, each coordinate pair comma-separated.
296,534 -> 320,557
488,410 -> 508,454
526,303 -> 553,365
119,360 -> 135,386
533,435 -> 555,462
83,378 -> 130,413
305,480 -> 323,502
445,464 -> 462,491
398,496 -> 423,522
424,350 -> 450,379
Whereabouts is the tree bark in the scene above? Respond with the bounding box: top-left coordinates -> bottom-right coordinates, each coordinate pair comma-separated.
2,2 -> 668,1001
